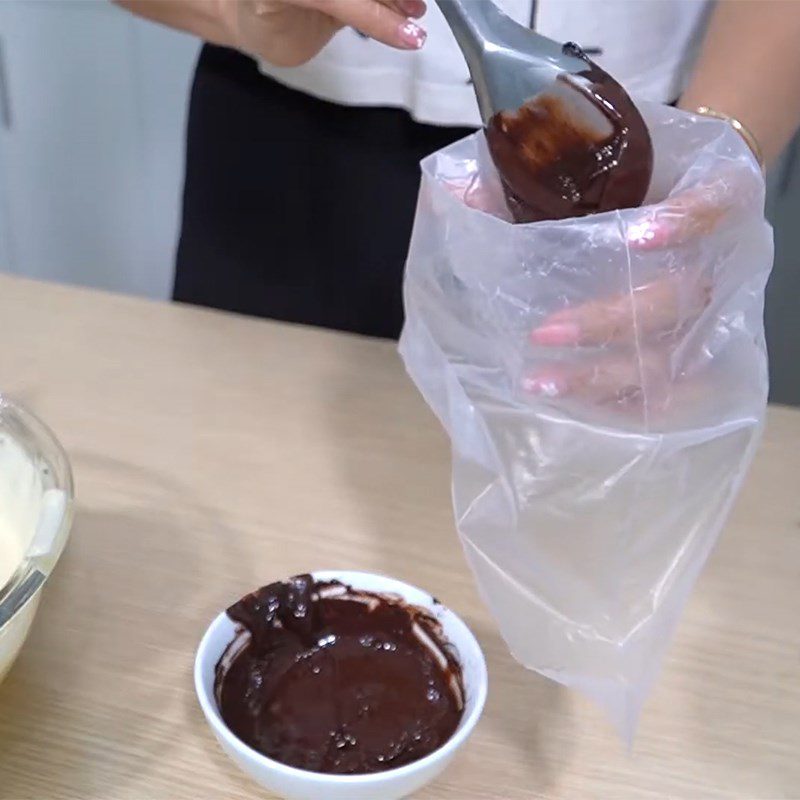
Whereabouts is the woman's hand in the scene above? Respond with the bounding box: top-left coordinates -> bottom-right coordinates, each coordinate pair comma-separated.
116,0 -> 427,68
231,0 -> 427,67
448,159 -> 759,411
523,164 -> 761,409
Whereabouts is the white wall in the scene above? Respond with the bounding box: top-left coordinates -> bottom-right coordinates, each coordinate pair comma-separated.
0,0 -> 199,299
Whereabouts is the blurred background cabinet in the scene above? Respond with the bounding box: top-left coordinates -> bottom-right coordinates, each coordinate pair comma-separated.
764,140 -> 800,406
0,0 -> 198,298
0,0 -> 797,403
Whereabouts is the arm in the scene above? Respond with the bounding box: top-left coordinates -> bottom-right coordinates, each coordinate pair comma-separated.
114,0 -> 427,67
679,0 -> 800,168
114,2 -> 237,47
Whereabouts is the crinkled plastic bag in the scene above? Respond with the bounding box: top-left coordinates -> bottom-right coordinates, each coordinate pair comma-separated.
399,103 -> 773,738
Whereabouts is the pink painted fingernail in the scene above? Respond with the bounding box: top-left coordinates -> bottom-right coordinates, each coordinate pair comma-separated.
626,218 -> 672,250
530,322 -> 581,346
398,0 -> 426,18
522,373 -> 569,397
399,19 -> 427,49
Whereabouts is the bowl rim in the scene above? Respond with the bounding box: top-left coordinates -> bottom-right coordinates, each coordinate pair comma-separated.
0,397 -> 74,630
194,569 -> 488,786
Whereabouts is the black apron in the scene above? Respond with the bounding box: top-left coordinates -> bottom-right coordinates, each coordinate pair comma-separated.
175,45 -> 474,339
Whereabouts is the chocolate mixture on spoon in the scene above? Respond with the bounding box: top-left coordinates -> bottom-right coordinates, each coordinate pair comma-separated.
486,43 -> 653,223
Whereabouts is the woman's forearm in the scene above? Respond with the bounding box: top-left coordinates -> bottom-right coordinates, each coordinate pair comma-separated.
114,1 -> 236,48
115,1 -> 422,67
679,0 -> 800,168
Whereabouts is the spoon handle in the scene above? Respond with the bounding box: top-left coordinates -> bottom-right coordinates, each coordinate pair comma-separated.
435,0 -> 575,62
434,0 -> 586,122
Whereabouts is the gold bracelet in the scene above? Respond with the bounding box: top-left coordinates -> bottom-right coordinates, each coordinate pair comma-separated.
695,106 -> 765,173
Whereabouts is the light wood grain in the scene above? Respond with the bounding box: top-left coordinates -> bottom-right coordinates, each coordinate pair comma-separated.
0,274 -> 797,800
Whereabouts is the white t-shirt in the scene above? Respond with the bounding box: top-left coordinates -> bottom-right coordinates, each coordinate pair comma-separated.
259,0 -> 710,128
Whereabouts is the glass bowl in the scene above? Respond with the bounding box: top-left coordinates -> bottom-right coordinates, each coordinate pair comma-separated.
0,398 -> 74,684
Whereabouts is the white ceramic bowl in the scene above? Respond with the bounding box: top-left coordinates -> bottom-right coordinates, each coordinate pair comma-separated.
194,570 -> 488,800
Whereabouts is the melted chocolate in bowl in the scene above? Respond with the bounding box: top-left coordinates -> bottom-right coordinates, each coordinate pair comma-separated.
486,43 -> 653,223
215,575 -> 465,775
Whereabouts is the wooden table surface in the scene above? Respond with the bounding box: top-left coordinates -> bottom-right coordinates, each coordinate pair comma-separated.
0,275 -> 797,800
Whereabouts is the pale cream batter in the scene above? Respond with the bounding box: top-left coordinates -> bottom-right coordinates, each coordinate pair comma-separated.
0,433 -> 43,591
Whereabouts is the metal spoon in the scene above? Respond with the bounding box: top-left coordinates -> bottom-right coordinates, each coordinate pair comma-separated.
434,0 -> 653,222
435,0 -> 592,125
